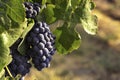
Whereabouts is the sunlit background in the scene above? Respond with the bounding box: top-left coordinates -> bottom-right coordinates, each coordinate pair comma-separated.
25,0 -> 120,80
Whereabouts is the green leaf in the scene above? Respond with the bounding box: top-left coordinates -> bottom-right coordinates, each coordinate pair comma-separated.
0,32 -> 12,72
0,19 -> 28,74
0,75 -> 5,80
42,0 -> 47,4
20,19 -> 34,39
79,0 -> 98,35
0,69 -> 5,79
41,4 -> 56,24
0,15 -> 11,31
18,19 -> 34,55
0,0 -> 25,23
53,0 -> 68,20
53,23 -> 81,54
80,15 -> 98,35
7,19 -> 28,46
0,25 -> 5,34
71,0 -> 81,9
0,4 -> 11,30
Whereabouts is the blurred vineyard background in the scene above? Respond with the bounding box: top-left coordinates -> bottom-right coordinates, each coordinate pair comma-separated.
25,0 -> 120,80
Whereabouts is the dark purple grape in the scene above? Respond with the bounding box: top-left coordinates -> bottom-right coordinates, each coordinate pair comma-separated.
50,50 -> 56,55
33,37 -> 39,44
17,65 -> 25,73
33,46 -> 39,52
38,42 -> 45,49
41,56 -> 47,61
33,27 -> 40,33
37,34 -> 45,41
44,33 -> 50,41
41,63 -> 47,67
37,50 -> 43,56
30,32 -> 37,37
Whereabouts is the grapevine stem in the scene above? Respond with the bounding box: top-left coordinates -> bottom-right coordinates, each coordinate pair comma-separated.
5,66 -> 13,78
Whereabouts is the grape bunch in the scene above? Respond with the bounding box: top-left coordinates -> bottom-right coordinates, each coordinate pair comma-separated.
26,21 -> 56,71
6,49 -> 31,77
23,2 -> 41,18
5,39 -> 31,77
